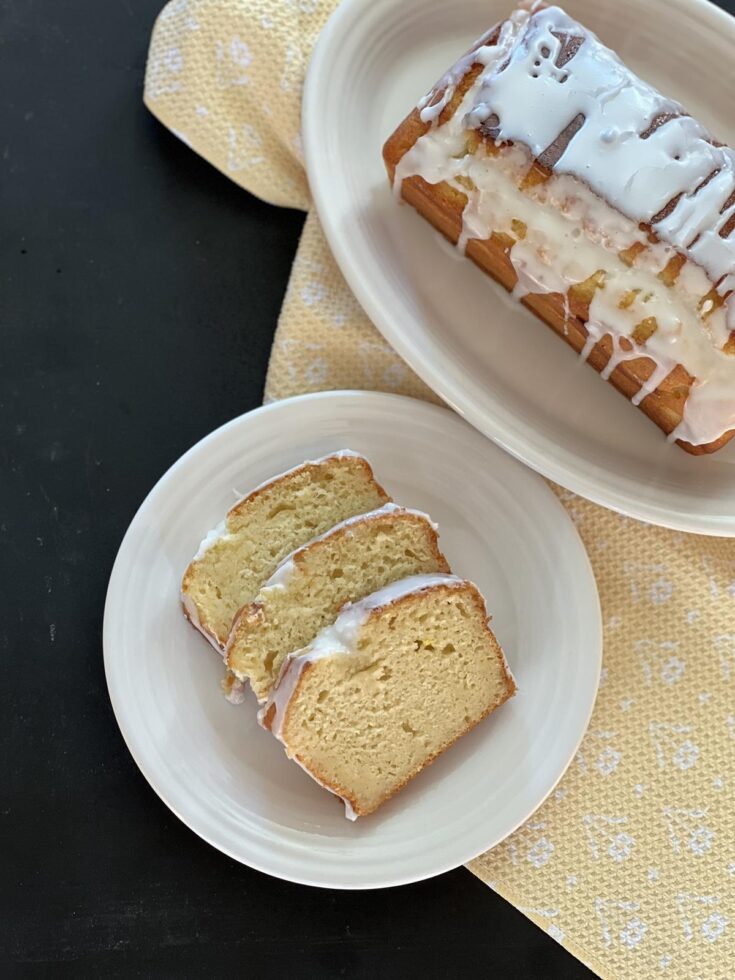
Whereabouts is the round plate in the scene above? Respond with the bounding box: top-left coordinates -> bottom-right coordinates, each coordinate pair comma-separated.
104,391 -> 601,888
303,0 -> 735,536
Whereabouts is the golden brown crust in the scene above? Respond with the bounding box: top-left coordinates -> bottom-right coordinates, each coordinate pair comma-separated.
279,582 -> 516,818
261,702 -> 277,731
225,454 -> 389,522
225,601 -> 266,664
382,91 -> 735,456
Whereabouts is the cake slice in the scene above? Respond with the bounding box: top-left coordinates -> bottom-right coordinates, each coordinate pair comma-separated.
383,2 -> 735,453
260,574 -> 516,818
181,452 -> 389,651
225,504 -> 450,701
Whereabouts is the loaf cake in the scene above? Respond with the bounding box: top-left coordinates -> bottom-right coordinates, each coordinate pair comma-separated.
181,452 -> 389,652
260,574 -> 516,818
226,504 -> 450,701
383,3 -> 735,454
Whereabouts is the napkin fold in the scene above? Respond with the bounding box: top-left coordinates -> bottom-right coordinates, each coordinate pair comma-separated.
145,3 -> 735,977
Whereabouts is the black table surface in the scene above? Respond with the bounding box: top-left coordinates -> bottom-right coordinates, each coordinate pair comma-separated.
4,0 -> 731,975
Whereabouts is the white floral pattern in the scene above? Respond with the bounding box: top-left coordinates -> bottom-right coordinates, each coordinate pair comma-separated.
663,808 -> 715,856
650,723 -> 700,770
714,634 -> 735,681
583,814 -> 636,863
527,836 -> 555,869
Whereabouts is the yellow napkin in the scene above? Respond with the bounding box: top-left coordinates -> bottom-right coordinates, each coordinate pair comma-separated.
145,3 -> 735,976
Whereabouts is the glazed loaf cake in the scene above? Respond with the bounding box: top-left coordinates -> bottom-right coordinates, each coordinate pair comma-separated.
260,574 -> 516,818
383,3 -> 735,454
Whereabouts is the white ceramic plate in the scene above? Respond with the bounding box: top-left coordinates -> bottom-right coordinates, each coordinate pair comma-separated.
104,391 -> 601,888
303,0 -> 735,536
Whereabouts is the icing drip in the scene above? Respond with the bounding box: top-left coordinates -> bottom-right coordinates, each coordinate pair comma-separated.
222,672 -> 247,705
417,20 -> 519,126
192,518 -> 229,562
394,5 -> 735,446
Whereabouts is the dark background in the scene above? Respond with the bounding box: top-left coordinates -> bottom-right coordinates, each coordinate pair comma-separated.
4,0 -> 729,975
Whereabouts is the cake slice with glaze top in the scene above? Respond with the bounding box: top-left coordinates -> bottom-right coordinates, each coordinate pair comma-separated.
260,574 -> 516,818
181,452 -> 389,652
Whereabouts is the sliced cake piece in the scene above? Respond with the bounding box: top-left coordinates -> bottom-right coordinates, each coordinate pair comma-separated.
260,574 -> 516,818
225,504 -> 450,701
181,452 -> 389,652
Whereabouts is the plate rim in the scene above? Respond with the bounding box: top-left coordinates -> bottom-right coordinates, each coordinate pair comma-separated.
103,389 -> 602,888
302,0 -> 735,538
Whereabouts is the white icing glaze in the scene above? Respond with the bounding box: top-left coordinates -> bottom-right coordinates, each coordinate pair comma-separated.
259,573 -> 465,820
181,592 -> 224,654
395,5 -> 735,446
417,17 -> 523,126
468,8 -> 735,268
191,518 -> 230,562
260,503 -> 437,593
222,672 -> 247,705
